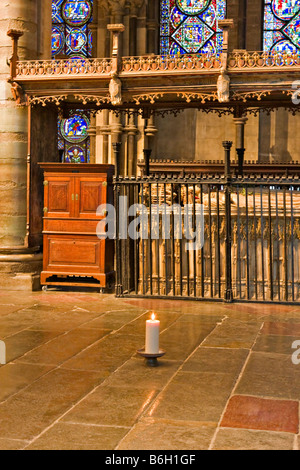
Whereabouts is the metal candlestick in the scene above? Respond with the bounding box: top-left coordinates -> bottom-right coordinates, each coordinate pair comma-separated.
137,349 -> 166,367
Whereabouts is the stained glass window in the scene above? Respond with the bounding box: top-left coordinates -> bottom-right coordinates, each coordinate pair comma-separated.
160,0 -> 227,56
52,0 -> 93,163
263,0 -> 300,53
52,0 -> 93,59
58,112 -> 90,163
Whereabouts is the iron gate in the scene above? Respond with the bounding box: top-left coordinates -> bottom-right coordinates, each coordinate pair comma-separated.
114,172 -> 300,303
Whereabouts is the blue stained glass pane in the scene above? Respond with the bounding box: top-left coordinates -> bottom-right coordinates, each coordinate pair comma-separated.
160,0 -> 227,56
62,1 -> 92,26
177,0 -> 210,15
66,27 -> 88,54
65,145 -> 86,163
52,0 -> 93,58
263,0 -> 300,52
61,114 -> 89,143
52,0 -> 64,23
52,25 -> 64,54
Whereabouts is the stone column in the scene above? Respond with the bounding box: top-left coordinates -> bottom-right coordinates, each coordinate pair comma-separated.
37,0 -> 52,59
98,110 -> 111,164
124,113 -> 138,176
146,0 -> 158,53
234,117 -> 248,151
108,1 -> 126,56
97,2 -> 110,57
234,116 -> 247,175
88,114 -> 97,164
128,0 -> 145,55
0,0 -> 44,290
145,114 -> 158,149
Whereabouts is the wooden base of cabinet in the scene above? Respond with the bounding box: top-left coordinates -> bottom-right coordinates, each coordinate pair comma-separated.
40,271 -> 115,289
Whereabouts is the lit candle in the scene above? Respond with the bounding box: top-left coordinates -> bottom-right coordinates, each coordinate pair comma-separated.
145,313 -> 160,354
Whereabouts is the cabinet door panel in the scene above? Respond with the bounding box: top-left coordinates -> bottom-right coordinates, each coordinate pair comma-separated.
45,177 -> 74,218
46,236 -> 104,273
75,176 -> 106,219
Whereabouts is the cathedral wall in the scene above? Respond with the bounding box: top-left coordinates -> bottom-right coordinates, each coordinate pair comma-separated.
153,110 -> 260,163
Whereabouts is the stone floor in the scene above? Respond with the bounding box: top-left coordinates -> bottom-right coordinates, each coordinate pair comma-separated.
0,290 -> 300,450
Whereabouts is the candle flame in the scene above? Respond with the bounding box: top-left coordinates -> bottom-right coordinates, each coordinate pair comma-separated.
151,313 -> 156,321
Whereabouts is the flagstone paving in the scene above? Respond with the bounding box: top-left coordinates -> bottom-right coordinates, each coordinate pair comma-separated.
0,290 -> 300,450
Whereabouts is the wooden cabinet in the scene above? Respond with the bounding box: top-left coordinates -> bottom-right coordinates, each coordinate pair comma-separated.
39,164 -> 115,290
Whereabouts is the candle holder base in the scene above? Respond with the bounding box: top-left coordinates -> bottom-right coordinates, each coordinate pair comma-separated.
137,349 -> 166,367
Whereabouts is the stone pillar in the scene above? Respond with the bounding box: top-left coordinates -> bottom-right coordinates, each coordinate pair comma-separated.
37,0 -> 52,59
108,3 -> 126,56
110,113 -> 123,142
128,0 -> 145,55
234,116 -> 247,176
102,110 -> 111,164
234,117 -> 248,150
145,114 -> 158,149
88,114 -> 97,164
246,0 -> 263,51
124,113 -> 138,176
146,0 -> 158,53
97,2 -> 110,57
0,0 -> 43,290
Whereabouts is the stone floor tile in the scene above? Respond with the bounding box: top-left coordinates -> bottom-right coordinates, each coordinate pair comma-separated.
253,334 -> 299,355
0,320 -> 37,339
236,373 -> 298,400
235,351 -> 300,400
262,322 -> 300,337
104,357 -> 181,390
202,319 -> 263,349
221,395 -> 299,433
117,418 -> 216,450
62,385 -> 158,427
0,438 -> 28,450
149,372 -> 237,423
17,328 -> 111,366
212,428 -> 295,450
0,369 -> 105,441
182,347 -> 249,374
81,310 -> 144,330
159,321 -> 218,361
25,422 -> 128,450
0,305 -> 23,316
176,314 -> 225,323
4,329 -> 63,362
63,334 -> 143,373
0,363 -> 53,403
239,351 -> 295,377
26,309 -> 104,332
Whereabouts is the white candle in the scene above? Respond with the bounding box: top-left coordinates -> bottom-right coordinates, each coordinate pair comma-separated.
145,313 -> 160,354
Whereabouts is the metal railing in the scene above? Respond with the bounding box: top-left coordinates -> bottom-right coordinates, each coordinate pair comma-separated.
114,152 -> 300,304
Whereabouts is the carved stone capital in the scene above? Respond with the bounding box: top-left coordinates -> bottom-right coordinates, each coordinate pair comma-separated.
106,0 -> 127,16
127,0 -> 145,16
